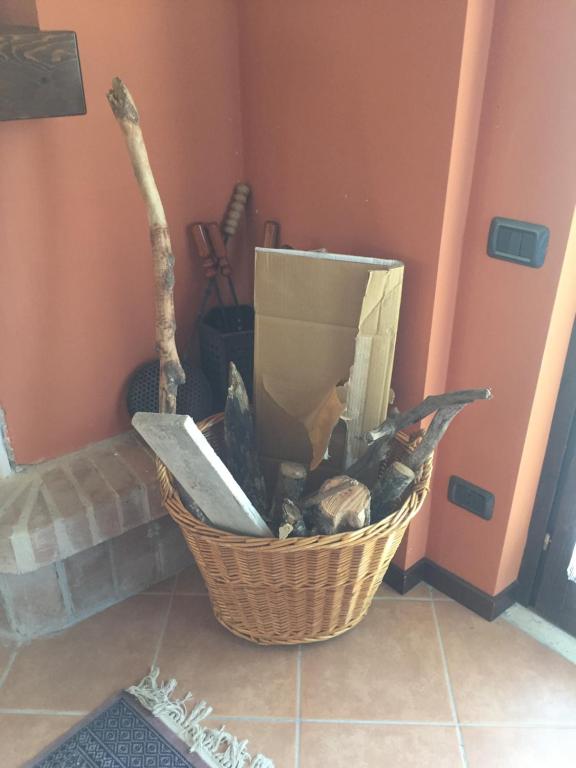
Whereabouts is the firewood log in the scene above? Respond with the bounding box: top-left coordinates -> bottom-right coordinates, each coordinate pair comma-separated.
370,403 -> 477,522
278,498 -> 308,539
370,461 -> 416,522
348,388 -> 491,481
270,461 -> 308,527
224,362 -> 268,517
366,388 -> 491,443
173,480 -> 211,525
404,404 -> 466,471
304,476 -> 370,535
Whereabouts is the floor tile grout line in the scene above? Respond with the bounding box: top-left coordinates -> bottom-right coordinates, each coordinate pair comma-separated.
151,577 -> 177,668
431,600 -> 469,768
148,591 -> 453,601
0,649 -> 18,691
0,708 -> 89,716
302,718 -> 576,727
212,715 -> 576,728
302,718 -> 458,726
372,596 -> 433,601
295,645 -> 302,768
208,715 -> 297,724
144,591 -> 208,597
459,722 -> 576,729
2,704 -> 576,728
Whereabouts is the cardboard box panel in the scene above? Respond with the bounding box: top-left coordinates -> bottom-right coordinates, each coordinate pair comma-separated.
254,248 -> 404,468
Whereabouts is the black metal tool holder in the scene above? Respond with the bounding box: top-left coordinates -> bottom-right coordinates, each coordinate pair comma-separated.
199,304 -> 255,411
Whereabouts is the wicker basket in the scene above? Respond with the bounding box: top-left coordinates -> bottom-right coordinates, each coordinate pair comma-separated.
158,413 -> 432,645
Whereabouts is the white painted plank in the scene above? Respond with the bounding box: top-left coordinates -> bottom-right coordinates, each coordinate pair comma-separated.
132,413 -> 272,537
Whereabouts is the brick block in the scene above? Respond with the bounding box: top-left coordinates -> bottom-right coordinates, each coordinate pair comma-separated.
113,434 -> 156,483
0,528 -> 16,574
113,436 -> 163,518
110,523 -> 158,597
0,590 -> 14,636
41,467 -> 93,557
0,470 -> 36,512
7,481 -> 44,573
0,473 -> 34,521
90,450 -> 149,531
28,488 -> 60,567
2,565 -> 69,638
64,541 -> 116,615
68,456 -> 121,541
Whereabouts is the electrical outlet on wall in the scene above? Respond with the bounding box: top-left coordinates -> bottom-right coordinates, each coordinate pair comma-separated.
448,476 -> 494,520
487,217 -> 549,268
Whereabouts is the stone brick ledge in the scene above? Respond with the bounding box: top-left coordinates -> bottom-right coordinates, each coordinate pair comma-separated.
0,515 -> 193,642
0,431 -> 164,574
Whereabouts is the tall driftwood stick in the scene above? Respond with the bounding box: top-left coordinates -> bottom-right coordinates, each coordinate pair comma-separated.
224,363 -> 268,517
107,78 -> 184,414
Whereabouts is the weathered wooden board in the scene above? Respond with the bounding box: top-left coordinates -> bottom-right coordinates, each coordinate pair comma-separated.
0,30 -> 86,120
132,413 -> 272,538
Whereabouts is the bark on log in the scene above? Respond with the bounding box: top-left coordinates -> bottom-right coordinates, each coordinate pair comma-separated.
304,476 -> 370,535
346,439 -> 393,483
107,78 -> 184,414
278,498 -> 308,538
173,480 -> 211,525
270,462 -> 308,527
370,403 -> 475,522
348,388 -> 491,481
370,461 -> 416,522
224,362 -> 269,517
404,404 -> 466,471
366,388 -> 491,443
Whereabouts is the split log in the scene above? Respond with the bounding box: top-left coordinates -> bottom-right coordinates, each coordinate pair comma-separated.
278,498 -> 308,539
224,362 -> 268,517
107,78 -> 184,414
270,462 -> 308,527
370,461 -> 416,522
304,476 -> 370,535
348,388 -> 491,481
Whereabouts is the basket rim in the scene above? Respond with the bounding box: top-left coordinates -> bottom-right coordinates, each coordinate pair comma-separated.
157,412 -> 432,550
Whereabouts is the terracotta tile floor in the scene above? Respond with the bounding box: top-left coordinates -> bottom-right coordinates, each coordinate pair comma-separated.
1,567 -> 575,767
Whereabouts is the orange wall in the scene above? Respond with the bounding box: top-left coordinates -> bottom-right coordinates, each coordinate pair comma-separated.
427,0 -> 576,594
237,0 -> 467,412
399,0 -> 495,567
0,0 -> 245,464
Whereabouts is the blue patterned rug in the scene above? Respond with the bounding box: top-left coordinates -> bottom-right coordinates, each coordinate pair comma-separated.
25,669 -> 274,768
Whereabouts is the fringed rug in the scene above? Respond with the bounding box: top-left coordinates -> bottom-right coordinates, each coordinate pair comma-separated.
25,668 -> 274,768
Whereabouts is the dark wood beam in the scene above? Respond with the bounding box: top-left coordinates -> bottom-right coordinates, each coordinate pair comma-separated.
0,29 -> 86,120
